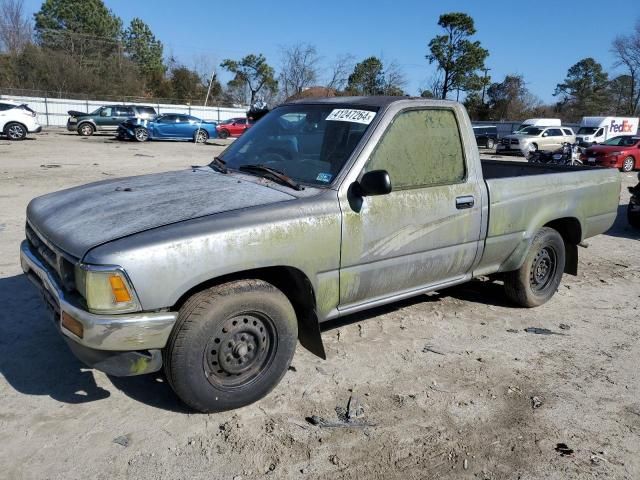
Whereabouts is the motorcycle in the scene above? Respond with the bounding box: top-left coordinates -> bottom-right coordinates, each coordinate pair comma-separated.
528,142 -> 584,166
628,173 -> 640,229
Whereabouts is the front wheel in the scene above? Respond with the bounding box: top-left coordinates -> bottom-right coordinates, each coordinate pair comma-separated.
77,123 -> 95,136
194,129 -> 209,143
486,138 -> 495,149
4,122 -> 27,140
218,129 -> 229,139
503,227 -> 566,307
621,156 -> 635,172
134,127 -> 149,142
164,279 -> 298,413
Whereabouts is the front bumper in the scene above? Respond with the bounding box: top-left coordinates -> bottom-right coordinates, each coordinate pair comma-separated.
20,240 -> 178,375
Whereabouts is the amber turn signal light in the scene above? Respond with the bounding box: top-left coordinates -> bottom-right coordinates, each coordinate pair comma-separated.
109,274 -> 132,303
61,312 -> 84,338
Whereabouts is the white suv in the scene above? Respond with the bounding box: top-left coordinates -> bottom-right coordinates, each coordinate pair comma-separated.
0,100 -> 42,140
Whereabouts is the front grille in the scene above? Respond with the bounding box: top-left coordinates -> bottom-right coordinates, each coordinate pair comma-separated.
25,223 -> 76,292
510,139 -> 519,145
502,138 -> 509,145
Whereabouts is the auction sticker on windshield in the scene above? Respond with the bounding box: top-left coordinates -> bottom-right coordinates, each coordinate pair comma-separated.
326,109 -> 376,125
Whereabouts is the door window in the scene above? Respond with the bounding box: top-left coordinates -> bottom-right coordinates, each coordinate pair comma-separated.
365,108 -> 466,189
547,128 -> 563,137
100,107 -> 113,117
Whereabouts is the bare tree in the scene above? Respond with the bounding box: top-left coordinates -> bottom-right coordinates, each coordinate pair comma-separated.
382,60 -> 407,95
279,43 -> 320,99
0,0 -> 32,54
326,54 -> 355,92
611,19 -> 640,115
419,72 -> 444,99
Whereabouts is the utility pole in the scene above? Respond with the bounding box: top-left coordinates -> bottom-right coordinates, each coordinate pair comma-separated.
481,67 -> 491,104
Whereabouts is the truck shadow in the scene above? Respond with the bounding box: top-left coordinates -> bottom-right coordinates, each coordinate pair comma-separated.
321,278 -> 514,332
603,204 -> 640,240
0,273 -> 186,412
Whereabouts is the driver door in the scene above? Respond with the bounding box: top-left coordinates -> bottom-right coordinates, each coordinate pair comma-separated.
338,107 -> 483,309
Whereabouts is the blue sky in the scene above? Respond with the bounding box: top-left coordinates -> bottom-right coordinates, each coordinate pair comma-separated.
22,0 -> 640,102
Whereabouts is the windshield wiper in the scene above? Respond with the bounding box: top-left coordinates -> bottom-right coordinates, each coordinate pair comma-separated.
209,156 -> 228,174
239,164 -> 304,191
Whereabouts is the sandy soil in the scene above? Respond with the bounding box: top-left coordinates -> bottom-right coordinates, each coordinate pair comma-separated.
0,131 -> 639,480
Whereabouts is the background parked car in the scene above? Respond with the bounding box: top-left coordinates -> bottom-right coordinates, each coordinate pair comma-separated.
497,126 -> 576,156
67,105 -> 156,136
473,125 -> 498,149
116,113 -> 217,143
216,117 -> 252,138
0,100 -> 42,140
581,135 -> 640,172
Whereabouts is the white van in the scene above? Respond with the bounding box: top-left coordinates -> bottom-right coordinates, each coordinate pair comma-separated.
514,118 -> 561,132
576,117 -> 640,144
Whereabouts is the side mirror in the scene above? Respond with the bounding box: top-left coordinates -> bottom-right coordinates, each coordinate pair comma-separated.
542,132 -> 548,137
353,170 -> 392,197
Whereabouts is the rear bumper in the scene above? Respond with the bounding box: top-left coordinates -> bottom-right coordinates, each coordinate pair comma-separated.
29,125 -> 42,133
20,240 -> 177,376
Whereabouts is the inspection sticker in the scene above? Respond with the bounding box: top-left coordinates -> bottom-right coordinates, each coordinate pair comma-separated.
316,172 -> 333,183
326,109 -> 376,125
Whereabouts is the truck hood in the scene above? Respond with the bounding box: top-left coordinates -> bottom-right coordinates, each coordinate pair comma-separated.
26,169 -> 296,259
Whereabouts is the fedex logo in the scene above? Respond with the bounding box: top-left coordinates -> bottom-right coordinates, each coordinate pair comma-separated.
610,119 -> 635,133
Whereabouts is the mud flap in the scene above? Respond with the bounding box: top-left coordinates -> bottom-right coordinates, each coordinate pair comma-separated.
298,313 -> 326,360
564,243 -> 578,275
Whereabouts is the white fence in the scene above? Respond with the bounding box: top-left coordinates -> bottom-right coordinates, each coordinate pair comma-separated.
0,94 -> 248,127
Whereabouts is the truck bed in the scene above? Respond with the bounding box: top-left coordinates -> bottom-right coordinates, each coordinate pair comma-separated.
473,159 -> 621,276
481,159 -> 601,179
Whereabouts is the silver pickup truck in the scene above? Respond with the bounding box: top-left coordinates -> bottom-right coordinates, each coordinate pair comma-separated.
21,97 -> 620,412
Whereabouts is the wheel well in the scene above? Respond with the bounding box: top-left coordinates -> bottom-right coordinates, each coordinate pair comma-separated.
544,217 -> 581,275
172,267 -> 326,359
4,121 -> 26,132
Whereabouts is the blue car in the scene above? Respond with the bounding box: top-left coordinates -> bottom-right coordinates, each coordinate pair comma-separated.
117,113 -> 218,143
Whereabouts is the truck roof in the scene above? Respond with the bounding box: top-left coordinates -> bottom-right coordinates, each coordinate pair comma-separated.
283,95 -> 446,108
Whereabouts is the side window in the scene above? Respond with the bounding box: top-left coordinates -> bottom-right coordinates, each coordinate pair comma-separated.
547,128 -> 563,137
100,107 -> 113,117
595,128 -> 604,137
366,109 -> 466,189
0,103 -> 14,111
237,118 -> 247,125
562,128 -> 572,136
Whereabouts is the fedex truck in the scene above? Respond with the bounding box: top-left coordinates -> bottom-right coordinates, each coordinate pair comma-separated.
576,117 -> 639,144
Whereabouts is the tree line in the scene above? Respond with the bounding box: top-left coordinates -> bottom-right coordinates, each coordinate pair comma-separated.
0,0 -> 638,120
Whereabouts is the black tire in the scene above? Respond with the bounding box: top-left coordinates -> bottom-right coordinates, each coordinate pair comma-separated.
628,204 -> 640,229
4,122 -> 27,140
164,279 -> 298,413
486,138 -> 495,149
621,156 -> 635,173
77,123 -> 95,136
503,227 -> 566,308
218,128 -> 229,139
134,127 -> 149,142
194,129 -> 209,143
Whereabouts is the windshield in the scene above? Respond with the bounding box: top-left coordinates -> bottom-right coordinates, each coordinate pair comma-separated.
578,127 -> 598,135
601,136 -> 640,146
519,126 -> 542,135
217,104 -> 378,186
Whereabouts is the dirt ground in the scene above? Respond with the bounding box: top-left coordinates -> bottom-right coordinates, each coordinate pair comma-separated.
0,131 -> 639,480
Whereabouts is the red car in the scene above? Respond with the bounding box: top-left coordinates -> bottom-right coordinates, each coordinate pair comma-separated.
216,117 -> 252,139
582,135 -> 640,172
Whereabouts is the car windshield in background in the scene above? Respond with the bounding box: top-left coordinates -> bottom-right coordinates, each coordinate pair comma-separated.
520,127 -> 542,135
217,105 -> 378,187
578,127 -> 598,134
601,136 -> 640,146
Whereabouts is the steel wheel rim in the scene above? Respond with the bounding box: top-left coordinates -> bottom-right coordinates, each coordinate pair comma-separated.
203,312 -> 277,389
530,246 -> 557,292
8,125 -> 24,139
135,129 -> 148,141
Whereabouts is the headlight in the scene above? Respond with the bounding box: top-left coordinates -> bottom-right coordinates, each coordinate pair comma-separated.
74,265 -> 140,313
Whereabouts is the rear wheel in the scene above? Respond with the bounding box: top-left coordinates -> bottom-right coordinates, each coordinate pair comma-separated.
486,138 -> 495,149
504,227 -> 566,307
77,123 -> 95,136
218,128 -> 229,139
164,279 -> 298,413
134,127 -> 149,142
621,156 -> 635,172
194,129 -> 209,143
4,122 -> 27,140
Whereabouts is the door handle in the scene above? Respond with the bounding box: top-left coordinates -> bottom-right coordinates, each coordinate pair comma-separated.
456,196 -> 475,209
